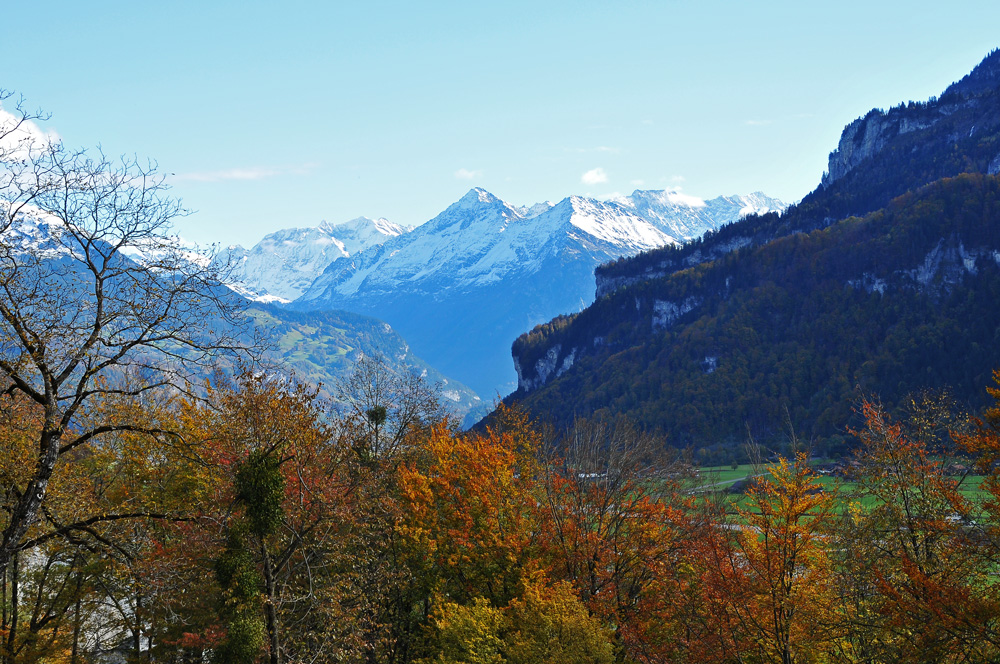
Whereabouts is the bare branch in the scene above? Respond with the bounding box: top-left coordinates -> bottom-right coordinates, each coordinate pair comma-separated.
0,91 -> 256,570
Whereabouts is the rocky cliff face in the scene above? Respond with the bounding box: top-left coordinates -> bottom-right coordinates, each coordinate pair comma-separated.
822,109 -> 903,187
594,234 -> 754,299
822,50 -> 1000,189
820,104 -> 961,188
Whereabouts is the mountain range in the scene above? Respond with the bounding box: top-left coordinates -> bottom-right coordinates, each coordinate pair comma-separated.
269,188 -> 784,397
0,205 -> 483,423
7,173 -> 785,426
215,216 -> 411,302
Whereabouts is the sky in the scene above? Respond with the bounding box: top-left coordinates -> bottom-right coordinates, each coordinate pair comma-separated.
3,0 -> 999,247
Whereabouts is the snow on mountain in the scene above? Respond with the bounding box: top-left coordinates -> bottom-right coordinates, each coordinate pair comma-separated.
0,204 -> 71,258
1,202 -> 213,272
612,190 -> 786,241
300,188 -> 784,304
295,187 -> 786,397
303,189 -> 565,299
518,201 -> 555,218
216,216 -> 410,302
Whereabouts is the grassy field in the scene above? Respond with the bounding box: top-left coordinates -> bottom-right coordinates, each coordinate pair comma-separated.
693,461 -> 991,518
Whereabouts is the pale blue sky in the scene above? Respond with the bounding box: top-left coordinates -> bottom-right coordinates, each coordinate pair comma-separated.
4,1 -> 999,246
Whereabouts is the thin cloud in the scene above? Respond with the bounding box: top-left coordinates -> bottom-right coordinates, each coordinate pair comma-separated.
572,146 -> 621,154
581,167 -> 608,185
454,168 -> 482,180
171,163 -> 318,183
744,119 -> 772,126
665,190 -> 706,208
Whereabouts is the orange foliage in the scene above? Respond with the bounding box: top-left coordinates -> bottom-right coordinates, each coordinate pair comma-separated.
397,414 -> 542,606
703,454 -> 837,664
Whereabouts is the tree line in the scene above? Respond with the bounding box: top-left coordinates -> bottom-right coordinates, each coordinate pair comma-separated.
3,361 -> 1000,663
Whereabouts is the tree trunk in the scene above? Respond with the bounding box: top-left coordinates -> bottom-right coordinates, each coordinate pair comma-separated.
71,566 -> 84,664
261,543 -> 280,664
0,425 -> 61,574
5,552 -> 19,664
1,557 -> 6,648
133,593 -> 143,662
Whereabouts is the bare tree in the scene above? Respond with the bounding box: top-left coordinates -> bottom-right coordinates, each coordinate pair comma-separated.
335,354 -> 443,463
0,90 -> 252,574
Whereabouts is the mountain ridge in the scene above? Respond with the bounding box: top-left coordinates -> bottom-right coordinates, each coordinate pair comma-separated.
500,48 -> 1000,455
216,216 -> 411,302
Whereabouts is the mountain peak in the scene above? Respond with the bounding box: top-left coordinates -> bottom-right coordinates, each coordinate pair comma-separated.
318,216 -> 411,239
521,201 -> 554,219
458,187 -> 501,208
944,48 -> 1000,98
322,216 -> 373,232
626,189 -> 707,209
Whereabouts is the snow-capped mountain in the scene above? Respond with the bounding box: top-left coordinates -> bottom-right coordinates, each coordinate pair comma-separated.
616,190 -> 785,240
1,205 -> 72,258
300,189 -> 659,299
1,202 -> 215,273
294,187 -> 786,397
300,189 -> 784,303
216,216 -> 410,302
1,204 -> 486,421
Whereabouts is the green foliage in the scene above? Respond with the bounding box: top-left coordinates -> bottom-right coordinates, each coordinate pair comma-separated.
216,530 -> 262,603
215,531 -> 265,664
504,580 -> 614,664
235,450 -> 285,538
428,598 -> 506,664
366,404 -> 388,427
214,614 -> 266,664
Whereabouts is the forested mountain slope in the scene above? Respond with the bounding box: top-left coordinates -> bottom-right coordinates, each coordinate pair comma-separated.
504,50 -> 1000,458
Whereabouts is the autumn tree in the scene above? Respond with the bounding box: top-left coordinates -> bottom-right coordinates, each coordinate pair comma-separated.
426,575 -> 614,664
536,416 -> 694,661
325,357 -> 450,664
0,90 -> 251,577
187,372 -> 353,664
705,453 -> 837,664
0,379 -> 222,662
397,410 -> 543,609
958,369 -> 1000,558
843,396 -> 1000,662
